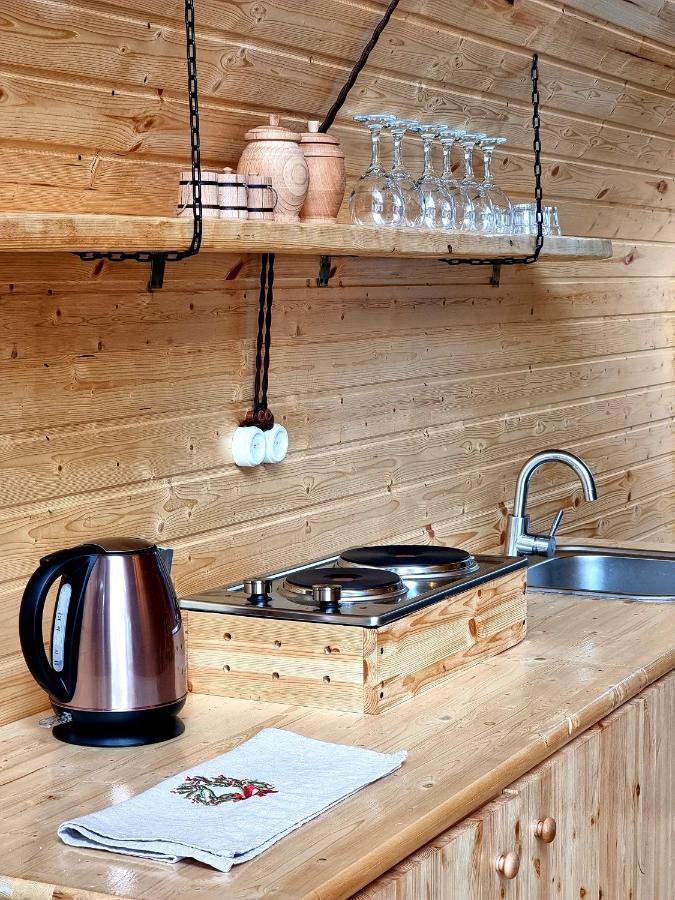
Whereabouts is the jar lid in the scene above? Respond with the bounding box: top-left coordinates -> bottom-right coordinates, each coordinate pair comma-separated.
244,114 -> 300,142
299,121 -> 345,159
299,119 -> 342,147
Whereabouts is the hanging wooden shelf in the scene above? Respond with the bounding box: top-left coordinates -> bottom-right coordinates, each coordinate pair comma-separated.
0,213 -> 612,261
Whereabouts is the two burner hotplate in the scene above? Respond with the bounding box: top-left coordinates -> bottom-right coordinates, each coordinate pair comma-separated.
181,544 -> 526,627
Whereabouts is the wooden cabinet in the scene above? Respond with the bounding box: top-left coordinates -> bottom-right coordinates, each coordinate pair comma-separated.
355,672 -> 674,899
511,728 -> 600,899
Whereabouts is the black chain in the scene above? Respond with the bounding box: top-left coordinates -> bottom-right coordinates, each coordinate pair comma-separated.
76,0 -> 202,274
442,54 -> 544,268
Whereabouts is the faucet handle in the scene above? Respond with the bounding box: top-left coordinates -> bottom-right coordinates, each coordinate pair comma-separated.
549,509 -> 564,537
545,509 -> 564,556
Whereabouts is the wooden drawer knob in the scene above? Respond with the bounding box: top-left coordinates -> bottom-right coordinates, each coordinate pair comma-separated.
495,851 -> 520,879
535,816 -> 557,843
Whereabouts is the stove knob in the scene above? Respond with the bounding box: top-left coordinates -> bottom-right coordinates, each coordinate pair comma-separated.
244,578 -> 273,606
312,584 -> 342,612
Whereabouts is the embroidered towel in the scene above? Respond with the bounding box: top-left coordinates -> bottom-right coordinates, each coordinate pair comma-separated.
58,728 -> 407,872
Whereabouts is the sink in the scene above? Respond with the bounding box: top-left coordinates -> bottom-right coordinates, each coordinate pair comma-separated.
527,545 -> 675,602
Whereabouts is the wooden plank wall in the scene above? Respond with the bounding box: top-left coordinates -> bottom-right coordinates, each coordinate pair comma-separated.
0,0 -> 673,724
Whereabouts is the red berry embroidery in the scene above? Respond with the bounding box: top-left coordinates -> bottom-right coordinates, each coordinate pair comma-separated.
172,774 -> 278,806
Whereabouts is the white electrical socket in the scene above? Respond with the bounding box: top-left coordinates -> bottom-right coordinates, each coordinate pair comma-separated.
263,424 -> 289,464
231,426 -> 266,467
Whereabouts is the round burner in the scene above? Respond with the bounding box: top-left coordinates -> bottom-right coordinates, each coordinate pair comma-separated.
337,544 -> 479,580
282,566 -> 406,604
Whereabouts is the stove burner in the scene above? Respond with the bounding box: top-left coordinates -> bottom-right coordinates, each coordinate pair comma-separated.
282,566 -> 407,604
337,544 -> 479,580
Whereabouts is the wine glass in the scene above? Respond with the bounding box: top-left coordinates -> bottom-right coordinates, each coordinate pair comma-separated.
350,115 -> 404,227
388,119 -> 424,227
477,136 -> 513,234
437,126 -> 475,233
458,133 -> 494,234
405,122 -> 455,231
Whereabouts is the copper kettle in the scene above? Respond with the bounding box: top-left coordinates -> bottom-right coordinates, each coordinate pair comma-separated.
19,537 -> 187,747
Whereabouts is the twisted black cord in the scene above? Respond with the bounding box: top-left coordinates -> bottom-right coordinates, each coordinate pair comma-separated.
259,253 -> 275,410
253,253 -> 269,412
319,0 -> 402,133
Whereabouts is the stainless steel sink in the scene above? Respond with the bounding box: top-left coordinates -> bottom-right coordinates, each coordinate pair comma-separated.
527,545 -> 675,602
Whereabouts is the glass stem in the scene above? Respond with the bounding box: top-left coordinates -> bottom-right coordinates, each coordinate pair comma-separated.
441,144 -> 452,179
391,133 -> 403,172
463,144 -> 475,181
368,127 -> 382,174
422,139 -> 434,177
482,146 -> 494,185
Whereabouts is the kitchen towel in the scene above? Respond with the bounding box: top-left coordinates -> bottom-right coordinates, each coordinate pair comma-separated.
58,728 -> 407,872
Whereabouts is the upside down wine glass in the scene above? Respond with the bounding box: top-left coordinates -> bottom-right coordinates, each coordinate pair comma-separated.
388,119 -> 423,227
478,136 -> 513,234
408,122 -> 455,231
350,115 -> 404,227
437,127 -> 475,232
459,133 -> 494,234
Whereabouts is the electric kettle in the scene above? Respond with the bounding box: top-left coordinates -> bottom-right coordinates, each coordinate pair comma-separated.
19,537 -> 187,747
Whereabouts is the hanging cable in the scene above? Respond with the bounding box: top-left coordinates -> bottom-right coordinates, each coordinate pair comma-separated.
242,253 -> 276,431
319,0 -> 402,133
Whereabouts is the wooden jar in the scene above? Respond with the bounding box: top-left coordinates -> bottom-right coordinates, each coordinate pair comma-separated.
177,169 -> 220,218
218,168 -> 248,220
237,114 -> 308,222
299,120 -> 346,223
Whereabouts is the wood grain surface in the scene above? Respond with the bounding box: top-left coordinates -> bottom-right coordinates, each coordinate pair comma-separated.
0,591 -> 673,899
0,215 -> 613,258
0,0 -> 673,725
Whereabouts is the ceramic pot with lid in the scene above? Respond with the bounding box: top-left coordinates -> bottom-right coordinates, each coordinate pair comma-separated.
237,114 -> 309,222
299,120 -> 346,223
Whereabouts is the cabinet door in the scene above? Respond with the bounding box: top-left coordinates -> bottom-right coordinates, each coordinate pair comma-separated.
352,817 -> 482,899
508,727 -> 600,900
471,793 -> 526,900
598,672 -> 675,900
353,793 -> 527,900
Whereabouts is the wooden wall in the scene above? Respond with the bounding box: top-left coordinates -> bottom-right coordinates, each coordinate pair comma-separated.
0,0 -> 673,724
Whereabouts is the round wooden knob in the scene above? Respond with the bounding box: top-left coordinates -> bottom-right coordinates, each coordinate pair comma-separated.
495,851 -> 520,879
535,817 -> 557,843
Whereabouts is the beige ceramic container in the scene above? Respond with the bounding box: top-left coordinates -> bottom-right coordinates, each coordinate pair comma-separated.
237,114 -> 308,222
299,120 -> 346,223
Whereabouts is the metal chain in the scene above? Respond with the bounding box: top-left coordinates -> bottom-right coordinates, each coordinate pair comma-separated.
77,0 -> 202,268
442,54 -> 544,268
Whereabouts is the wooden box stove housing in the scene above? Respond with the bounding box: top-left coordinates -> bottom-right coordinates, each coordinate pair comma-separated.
184,567 -> 527,714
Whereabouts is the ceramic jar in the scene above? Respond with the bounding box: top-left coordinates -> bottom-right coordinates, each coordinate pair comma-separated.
299,120 -> 346,223
237,114 -> 308,222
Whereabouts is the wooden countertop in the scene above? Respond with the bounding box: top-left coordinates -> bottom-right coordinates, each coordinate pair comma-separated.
1,577 -> 674,898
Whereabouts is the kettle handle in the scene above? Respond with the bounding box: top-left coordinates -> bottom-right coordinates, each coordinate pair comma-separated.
19,548 -> 96,703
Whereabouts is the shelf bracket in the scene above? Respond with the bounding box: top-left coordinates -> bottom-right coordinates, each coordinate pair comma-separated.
317,255 -> 333,287
149,254 -> 168,291
490,263 -> 502,287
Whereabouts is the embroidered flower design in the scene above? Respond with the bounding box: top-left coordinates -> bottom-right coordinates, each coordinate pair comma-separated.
172,774 -> 278,806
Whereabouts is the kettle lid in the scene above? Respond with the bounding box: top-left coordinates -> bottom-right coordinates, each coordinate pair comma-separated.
40,537 -> 158,565
89,537 -> 157,554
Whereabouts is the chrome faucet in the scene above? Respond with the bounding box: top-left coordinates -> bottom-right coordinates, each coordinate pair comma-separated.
505,450 -> 598,557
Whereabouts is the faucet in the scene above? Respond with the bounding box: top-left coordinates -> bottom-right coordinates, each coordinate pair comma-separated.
505,450 -> 598,557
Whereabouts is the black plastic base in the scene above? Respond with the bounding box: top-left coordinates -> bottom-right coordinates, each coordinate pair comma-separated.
52,697 -> 186,747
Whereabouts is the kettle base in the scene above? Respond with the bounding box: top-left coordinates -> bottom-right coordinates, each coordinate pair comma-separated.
52,698 -> 186,747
